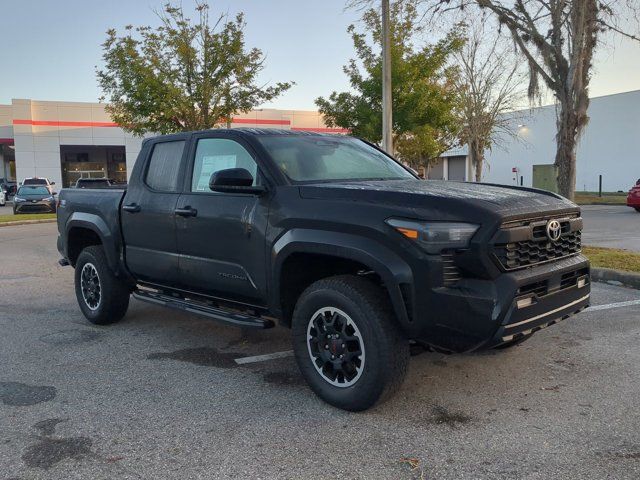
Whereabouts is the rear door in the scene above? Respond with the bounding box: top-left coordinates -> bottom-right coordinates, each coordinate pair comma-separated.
121,138 -> 187,285
175,132 -> 270,305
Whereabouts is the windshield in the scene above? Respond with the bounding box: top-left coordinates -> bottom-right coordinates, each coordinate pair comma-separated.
23,178 -> 47,185
18,186 -> 50,196
257,135 -> 415,183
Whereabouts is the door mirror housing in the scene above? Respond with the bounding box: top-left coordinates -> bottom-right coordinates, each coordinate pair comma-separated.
209,168 -> 265,194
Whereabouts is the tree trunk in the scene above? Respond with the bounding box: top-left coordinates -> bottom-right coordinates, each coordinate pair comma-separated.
554,100 -> 578,200
469,140 -> 484,182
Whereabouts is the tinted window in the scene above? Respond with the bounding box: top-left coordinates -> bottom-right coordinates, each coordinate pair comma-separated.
191,138 -> 258,192
146,141 -> 185,192
23,178 -> 47,185
18,186 -> 49,195
257,135 -> 414,183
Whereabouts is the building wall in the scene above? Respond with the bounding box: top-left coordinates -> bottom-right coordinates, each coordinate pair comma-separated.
11,99 -> 142,187
5,98 -> 343,186
476,90 -> 640,192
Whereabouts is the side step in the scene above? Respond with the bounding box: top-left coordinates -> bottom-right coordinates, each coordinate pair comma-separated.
132,289 -> 274,329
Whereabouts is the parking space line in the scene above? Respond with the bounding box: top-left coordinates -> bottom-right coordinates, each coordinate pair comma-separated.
235,350 -> 294,365
587,299 -> 640,312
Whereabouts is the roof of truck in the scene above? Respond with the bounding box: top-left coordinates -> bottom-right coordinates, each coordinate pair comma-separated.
143,128 -> 343,145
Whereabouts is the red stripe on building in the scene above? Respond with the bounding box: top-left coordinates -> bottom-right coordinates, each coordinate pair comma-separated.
11,118 -> 344,132
13,119 -> 119,127
0,138 -> 14,145
231,118 -> 291,125
291,127 -> 350,133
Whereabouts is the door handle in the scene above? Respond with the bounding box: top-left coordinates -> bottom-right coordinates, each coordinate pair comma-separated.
123,203 -> 141,213
175,206 -> 197,217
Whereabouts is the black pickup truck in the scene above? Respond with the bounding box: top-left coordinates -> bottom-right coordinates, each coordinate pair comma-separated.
57,129 -> 590,411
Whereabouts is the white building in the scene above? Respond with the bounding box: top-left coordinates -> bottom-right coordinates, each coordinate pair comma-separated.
2,90 -> 638,192
440,89 -> 640,192
0,98 -> 344,188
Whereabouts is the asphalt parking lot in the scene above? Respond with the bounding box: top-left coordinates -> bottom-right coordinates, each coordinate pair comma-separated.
581,205 -> 640,252
1,223 -> 640,479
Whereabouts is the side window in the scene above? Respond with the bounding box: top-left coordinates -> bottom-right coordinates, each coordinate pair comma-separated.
191,138 -> 258,192
145,140 -> 185,192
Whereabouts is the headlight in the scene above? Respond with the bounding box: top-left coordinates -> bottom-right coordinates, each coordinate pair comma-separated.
386,218 -> 479,254
45,196 -> 55,201
14,197 -> 25,203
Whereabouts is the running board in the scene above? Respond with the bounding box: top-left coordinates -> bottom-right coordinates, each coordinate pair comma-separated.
132,289 -> 274,329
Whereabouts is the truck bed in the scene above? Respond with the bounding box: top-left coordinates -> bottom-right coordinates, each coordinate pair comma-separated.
56,187 -> 127,270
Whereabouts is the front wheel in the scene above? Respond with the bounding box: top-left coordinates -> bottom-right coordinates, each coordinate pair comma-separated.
292,275 -> 409,411
74,245 -> 130,325
635,207 -> 640,213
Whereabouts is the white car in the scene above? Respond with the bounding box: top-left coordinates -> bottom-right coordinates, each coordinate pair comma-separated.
0,189 -> 5,207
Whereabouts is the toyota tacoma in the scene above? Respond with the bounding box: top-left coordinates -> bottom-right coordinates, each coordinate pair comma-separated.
56,129 -> 590,411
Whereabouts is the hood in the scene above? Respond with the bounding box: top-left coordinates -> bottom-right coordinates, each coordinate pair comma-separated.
299,179 -> 578,219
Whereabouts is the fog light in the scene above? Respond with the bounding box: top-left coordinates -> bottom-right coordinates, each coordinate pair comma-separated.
516,296 -> 536,309
577,278 -> 587,288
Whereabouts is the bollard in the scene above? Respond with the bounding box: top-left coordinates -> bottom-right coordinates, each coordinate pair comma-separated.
599,175 -> 602,197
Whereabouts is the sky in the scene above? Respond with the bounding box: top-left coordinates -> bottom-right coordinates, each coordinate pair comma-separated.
1,0 -> 640,110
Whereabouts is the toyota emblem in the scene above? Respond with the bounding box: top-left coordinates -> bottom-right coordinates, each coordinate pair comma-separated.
546,219 -> 562,242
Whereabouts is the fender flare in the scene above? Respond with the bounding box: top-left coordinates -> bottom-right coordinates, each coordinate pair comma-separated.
65,212 -> 119,272
271,229 -> 414,327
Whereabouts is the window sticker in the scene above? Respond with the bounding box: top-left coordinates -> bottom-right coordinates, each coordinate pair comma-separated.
194,155 -> 236,191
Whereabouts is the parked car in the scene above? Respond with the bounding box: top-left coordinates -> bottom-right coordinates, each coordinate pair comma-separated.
0,189 -> 5,207
0,178 -> 17,197
75,178 -> 118,189
13,185 -> 57,214
22,177 -> 55,187
21,177 -> 56,194
56,129 -> 590,411
628,179 -> 640,212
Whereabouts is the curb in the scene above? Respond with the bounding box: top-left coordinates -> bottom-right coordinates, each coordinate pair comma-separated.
591,267 -> 640,290
0,219 -> 57,228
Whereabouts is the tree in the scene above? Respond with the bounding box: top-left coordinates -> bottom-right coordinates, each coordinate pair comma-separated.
316,1 -> 464,171
97,2 -> 292,136
425,0 -> 640,199
454,22 -> 525,182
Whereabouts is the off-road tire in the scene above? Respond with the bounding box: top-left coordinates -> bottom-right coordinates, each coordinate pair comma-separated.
75,245 -> 130,325
292,275 -> 409,411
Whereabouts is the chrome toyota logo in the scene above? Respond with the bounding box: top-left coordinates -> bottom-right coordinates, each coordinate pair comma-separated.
546,219 -> 562,242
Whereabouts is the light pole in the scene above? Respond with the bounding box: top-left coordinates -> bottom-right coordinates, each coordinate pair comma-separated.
381,0 -> 393,155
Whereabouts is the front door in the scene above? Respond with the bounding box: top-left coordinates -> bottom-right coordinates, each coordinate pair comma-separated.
175,134 -> 269,306
121,139 -> 186,285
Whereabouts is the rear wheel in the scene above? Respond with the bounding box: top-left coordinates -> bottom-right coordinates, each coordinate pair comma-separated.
74,245 -> 130,325
635,207 -> 640,212
292,275 -> 409,411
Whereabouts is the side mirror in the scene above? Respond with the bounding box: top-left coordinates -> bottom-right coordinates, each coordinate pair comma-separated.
209,168 -> 265,194
50,181 -> 56,185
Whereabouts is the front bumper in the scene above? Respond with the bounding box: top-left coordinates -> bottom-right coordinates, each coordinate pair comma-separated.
411,254 -> 590,352
14,201 -> 56,213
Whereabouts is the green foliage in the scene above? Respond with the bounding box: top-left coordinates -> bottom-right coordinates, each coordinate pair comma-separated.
316,1 -> 464,169
97,2 -> 293,135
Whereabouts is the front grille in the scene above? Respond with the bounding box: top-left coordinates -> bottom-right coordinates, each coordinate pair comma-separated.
17,204 -> 53,213
518,280 -> 548,298
516,267 -> 589,300
441,252 -> 462,287
492,216 -> 582,270
560,267 -> 589,290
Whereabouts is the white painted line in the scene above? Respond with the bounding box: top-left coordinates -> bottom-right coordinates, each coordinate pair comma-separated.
234,350 -> 294,365
587,299 -> 640,312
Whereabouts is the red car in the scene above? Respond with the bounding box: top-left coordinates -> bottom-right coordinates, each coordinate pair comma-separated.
628,179 -> 640,212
